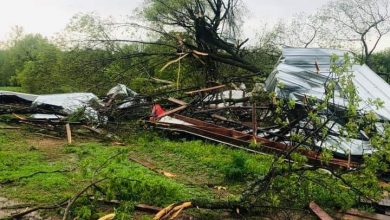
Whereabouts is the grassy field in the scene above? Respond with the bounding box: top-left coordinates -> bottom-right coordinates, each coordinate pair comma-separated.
0,122 -> 273,219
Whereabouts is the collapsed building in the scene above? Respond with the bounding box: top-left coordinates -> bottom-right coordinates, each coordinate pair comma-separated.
148,48 -> 390,168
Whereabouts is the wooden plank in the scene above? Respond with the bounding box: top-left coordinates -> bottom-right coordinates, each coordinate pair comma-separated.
157,105 -> 188,118
346,209 -> 390,220
340,209 -> 390,220
65,123 -> 72,144
167,97 -> 187,106
309,201 -> 333,220
185,85 -> 226,95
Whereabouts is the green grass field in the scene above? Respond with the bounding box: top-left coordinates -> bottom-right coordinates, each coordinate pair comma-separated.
0,122 -> 273,219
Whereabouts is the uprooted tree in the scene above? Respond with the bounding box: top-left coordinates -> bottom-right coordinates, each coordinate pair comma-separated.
143,0 -> 262,77
61,0 -> 262,84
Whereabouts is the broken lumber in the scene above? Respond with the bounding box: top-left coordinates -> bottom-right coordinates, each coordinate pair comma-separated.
153,202 -> 192,220
98,213 -> 115,220
185,85 -> 226,95
309,201 -> 333,220
157,105 -> 187,118
167,97 -> 187,106
336,209 -> 390,220
65,123 -> 72,144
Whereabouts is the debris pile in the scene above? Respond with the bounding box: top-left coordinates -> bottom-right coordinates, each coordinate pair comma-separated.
148,48 -> 390,169
0,84 -> 144,142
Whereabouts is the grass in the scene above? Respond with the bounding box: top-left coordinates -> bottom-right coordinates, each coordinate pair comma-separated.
0,86 -> 25,92
130,133 -> 272,186
0,123 -> 274,219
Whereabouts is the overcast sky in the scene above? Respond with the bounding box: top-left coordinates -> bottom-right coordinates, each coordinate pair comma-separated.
0,0 -> 388,50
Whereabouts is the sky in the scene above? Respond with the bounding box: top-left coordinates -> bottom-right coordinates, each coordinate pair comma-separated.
0,0 -> 389,50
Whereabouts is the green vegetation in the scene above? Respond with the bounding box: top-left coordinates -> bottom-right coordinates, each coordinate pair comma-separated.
0,121 -> 381,219
0,86 -> 25,92
0,123 -> 269,218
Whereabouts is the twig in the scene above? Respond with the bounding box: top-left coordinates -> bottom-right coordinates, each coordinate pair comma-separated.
92,151 -> 125,178
62,178 -> 108,220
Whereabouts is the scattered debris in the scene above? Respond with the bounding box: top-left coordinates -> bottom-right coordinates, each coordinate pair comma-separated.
1,48 -> 390,219
0,84 -> 145,141
146,48 -> 390,170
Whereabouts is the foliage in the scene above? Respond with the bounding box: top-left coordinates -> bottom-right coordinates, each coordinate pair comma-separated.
0,86 -> 25,92
371,48 -> 390,79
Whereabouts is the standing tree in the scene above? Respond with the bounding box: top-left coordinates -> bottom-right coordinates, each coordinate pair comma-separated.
318,0 -> 390,64
271,13 -> 323,48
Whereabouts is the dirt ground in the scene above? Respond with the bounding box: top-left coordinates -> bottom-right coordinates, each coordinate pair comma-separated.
0,197 -> 42,219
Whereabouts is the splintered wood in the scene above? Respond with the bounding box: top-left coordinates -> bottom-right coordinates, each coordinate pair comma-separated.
65,123 -> 72,144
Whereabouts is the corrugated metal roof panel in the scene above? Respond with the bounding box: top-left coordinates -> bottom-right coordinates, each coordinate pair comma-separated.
0,91 -> 38,102
265,47 -> 390,156
352,64 -> 390,120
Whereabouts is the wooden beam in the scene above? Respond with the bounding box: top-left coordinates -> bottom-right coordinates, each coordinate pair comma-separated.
309,201 -> 333,220
65,123 -> 72,144
185,85 -> 226,95
336,209 -> 390,220
157,105 -> 188,118
167,97 -> 187,106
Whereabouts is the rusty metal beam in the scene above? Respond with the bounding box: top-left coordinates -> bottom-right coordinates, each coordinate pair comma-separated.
153,114 -> 357,169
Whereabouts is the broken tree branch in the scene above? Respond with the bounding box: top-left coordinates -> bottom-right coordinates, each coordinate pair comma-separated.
62,178 -> 108,220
